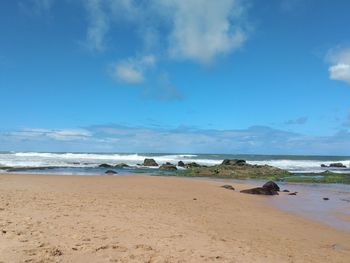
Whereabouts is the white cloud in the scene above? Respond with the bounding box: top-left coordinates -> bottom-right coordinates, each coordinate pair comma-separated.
142,73 -> 183,101
329,64 -> 350,85
3,125 -> 350,155
112,55 -> 156,84
33,0 -> 54,12
326,47 -> 350,85
280,0 -> 303,12
82,0 -> 249,63
84,0 -> 109,52
83,0 -> 144,52
19,0 -> 55,15
285,117 -> 308,125
157,0 -> 248,64
8,129 -> 92,141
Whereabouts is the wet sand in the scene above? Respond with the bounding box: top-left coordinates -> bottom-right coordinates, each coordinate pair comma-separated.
270,182 -> 350,231
0,173 -> 350,262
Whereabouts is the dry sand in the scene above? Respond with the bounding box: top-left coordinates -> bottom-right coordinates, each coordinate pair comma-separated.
0,173 -> 349,263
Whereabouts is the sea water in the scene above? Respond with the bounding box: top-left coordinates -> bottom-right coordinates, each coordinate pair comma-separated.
1,151 -> 350,174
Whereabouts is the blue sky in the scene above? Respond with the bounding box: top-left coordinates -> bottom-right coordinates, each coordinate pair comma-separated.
1,0 -> 350,154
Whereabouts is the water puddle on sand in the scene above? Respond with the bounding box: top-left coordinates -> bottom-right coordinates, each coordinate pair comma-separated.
269,182 -> 350,232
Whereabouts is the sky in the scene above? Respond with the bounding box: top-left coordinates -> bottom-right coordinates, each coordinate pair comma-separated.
1,0 -> 350,155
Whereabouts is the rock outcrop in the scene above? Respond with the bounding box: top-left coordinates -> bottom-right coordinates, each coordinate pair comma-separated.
181,159 -> 290,179
105,170 -> 117,174
329,162 -> 346,168
321,163 -> 346,168
115,163 -> 129,168
185,162 -> 202,168
221,159 -> 246,166
159,163 -> 177,171
99,164 -> 113,168
240,181 -> 280,195
262,181 -> 280,192
178,161 -> 185,167
143,158 -> 158,167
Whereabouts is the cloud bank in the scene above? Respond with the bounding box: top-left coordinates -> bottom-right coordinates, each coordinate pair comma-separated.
2,125 -> 350,155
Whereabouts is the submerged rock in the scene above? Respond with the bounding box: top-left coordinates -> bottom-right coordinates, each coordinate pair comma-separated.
221,185 -> 235,191
221,159 -> 246,166
240,187 -> 278,195
99,164 -> 113,168
159,164 -> 177,170
143,158 -> 158,167
105,170 -> 117,174
323,197 -> 329,201
288,192 -> 297,196
115,163 -> 129,168
282,189 -> 290,192
262,181 -> 280,192
178,161 -> 185,167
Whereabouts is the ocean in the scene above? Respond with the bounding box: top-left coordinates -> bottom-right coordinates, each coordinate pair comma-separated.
1,151 -> 350,175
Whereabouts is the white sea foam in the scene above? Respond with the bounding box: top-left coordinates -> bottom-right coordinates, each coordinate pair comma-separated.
0,152 -> 219,168
248,159 -> 350,173
1,152 -> 349,173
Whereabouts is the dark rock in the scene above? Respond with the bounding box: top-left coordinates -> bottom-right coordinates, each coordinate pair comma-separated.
321,164 -> 327,168
329,162 -> 346,168
159,164 -> 177,170
323,197 -> 329,201
221,159 -> 246,166
221,185 -> 235,191
185,162 -> 201,168
262,181 -> 280,192
105,170 -> 117,174
282,189 -> 290,192
288,192 -> 297,196
178,161 -> 185,167
115,163 -> 129,168
143,158 -> 158,167
240,187 -> 278,195
99,163 -> 113,168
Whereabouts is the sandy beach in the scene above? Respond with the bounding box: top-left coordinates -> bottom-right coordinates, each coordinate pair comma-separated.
0,174 -> 349,263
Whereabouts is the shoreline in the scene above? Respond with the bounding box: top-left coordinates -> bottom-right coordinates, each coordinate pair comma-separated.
0,173 -> 349,262
2,161 -> 350,184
